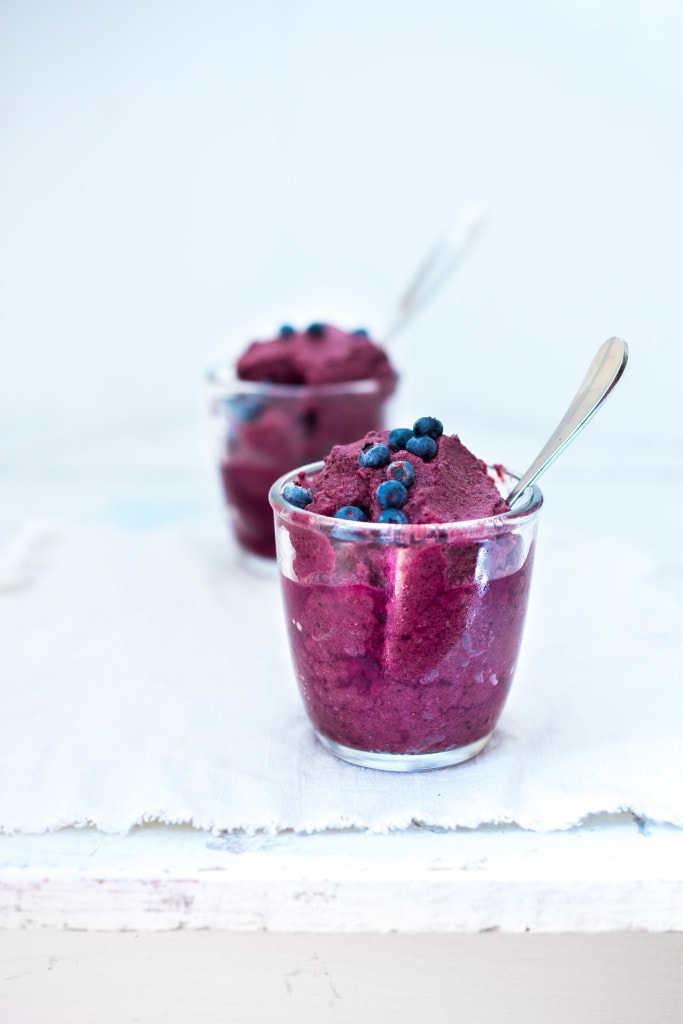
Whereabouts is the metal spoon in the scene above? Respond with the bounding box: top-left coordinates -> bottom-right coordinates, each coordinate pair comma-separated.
507,336 -> 629,508
383,208 -> 486,341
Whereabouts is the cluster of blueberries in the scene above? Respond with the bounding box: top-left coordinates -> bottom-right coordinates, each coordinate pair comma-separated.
278,323 -> 369,340
282,417 -> 444,527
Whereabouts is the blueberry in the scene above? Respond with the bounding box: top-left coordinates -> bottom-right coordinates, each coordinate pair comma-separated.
386,460 -> 415,486
228,396 -> 264,422
306,322 -> 326,339
352,327 -> 368,336
283,484 -> 313,508
358,443 -> 391,468
376,479 -> 408,509
413,416 -> 444,440
377,508 -> 409,524
279,324 -> 295,338
334,505 -> 367,521
387,427 -> 414,451
406,435 -> 438,461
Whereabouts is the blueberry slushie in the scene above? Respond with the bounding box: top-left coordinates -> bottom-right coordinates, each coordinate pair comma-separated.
270,418 -> 542,771
209,323 -> 397,561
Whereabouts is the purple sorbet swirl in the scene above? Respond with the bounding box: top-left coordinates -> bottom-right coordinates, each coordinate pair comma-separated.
272,421 -> 540,763
236,322 -> 395,387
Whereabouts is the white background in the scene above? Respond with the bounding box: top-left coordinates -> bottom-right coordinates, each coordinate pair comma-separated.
1,0 -> 682,509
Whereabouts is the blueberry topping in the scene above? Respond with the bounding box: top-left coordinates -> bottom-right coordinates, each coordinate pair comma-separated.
377,508 -> 409,524
413,416 -> 443,440
306,322 -> 326,339
386,460 -> 415,486
376,479 -> 408,509
387,427 -> 414,451
358,443 -> 391,468
228,396 -> 264,422
334,505 -> 367,521
352,327 -> 368,336
283,484 -> 314,508
279,324 -> 295,338
406,435 -> 438,461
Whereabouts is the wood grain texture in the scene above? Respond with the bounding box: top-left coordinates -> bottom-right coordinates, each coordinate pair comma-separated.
2,931 -> 682,1024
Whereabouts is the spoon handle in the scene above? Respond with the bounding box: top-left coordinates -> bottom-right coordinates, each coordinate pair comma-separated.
507,336 -> 629,507
383,209 -> 485,341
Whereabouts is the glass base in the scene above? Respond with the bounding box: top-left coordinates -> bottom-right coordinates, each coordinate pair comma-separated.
315,731 -> 493,772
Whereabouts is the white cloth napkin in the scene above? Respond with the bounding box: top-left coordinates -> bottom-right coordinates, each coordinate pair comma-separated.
1,517 -> 681,834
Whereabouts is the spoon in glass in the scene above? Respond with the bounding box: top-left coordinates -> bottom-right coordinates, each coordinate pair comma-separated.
507,336 -> 629,508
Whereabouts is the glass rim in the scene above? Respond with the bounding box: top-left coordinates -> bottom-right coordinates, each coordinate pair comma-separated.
269,460 -> 543,540
206,362 -> 397,399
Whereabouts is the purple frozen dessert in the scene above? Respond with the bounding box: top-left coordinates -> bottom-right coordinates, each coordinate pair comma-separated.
211,323 -> 397,560
236,322 -> 395,387
270,418 -> 542,770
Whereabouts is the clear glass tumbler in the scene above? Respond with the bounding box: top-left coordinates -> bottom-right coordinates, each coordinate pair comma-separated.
207,369 -> 397,562
270,463 -> 542,771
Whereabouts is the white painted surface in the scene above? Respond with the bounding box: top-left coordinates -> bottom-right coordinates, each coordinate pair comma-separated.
3,820 -> 683,1021
1,817 -> 682,934
2,931 -> 683,1024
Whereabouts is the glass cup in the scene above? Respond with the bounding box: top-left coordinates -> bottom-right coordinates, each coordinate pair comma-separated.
207,369 -> 397,562
269,463 -> 542,771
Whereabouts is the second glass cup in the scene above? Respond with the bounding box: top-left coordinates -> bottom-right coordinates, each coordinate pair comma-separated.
208,370 -> 397,561
270,463 -> 542,771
